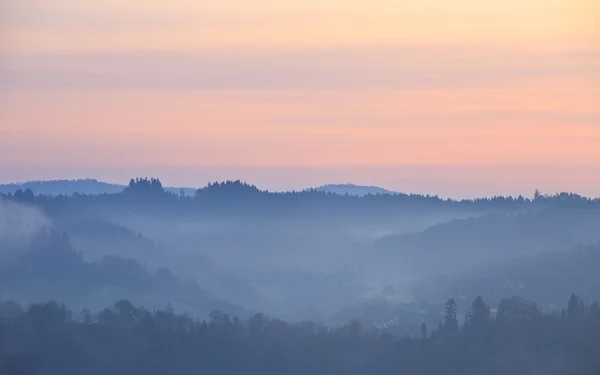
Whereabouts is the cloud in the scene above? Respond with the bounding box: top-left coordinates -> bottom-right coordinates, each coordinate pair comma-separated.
0,198 -> 52,249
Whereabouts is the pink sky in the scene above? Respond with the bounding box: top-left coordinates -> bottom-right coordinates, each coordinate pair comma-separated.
1,0 -> 599,197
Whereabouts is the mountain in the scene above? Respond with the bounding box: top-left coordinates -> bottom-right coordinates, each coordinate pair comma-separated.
63,219 -> 267,310
0,179 -> 196,197
0,229 -> 248,318
0,179 -> 123,196
313,183 -> 396,196
372,205 -> 600,277
412,242 -> 600,310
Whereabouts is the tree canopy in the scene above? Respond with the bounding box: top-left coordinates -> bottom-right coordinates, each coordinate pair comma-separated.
1,294 -> 600,375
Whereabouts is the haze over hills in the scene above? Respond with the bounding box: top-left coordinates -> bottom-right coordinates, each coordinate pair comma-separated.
0,228 -> 248,318
0,179 -> 197,197
2,176 -> 600,374
2,177 -> 599,320
0,179 -> 123,196
7,179 -> 593,203
1,179 -> 402,198
3,0 -> 600,371
372,205 -> 600,277
313,183 -> 396,196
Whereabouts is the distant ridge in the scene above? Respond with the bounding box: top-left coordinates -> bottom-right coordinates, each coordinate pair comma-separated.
0,179 -> 123,196
0,179 -> 397,198
0,179 -> 196,197
313,183 -> 396,196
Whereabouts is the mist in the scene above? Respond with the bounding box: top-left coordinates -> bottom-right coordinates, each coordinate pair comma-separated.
0,197 -> 52,249
1,179 -> 600,374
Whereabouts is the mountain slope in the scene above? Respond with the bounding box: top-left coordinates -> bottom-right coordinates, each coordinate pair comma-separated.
373,206 -> 600,277
0,230 -> 248,319
413,242 -> 600,310
0,179 -> 123,196
0,179 -> 196,196
314,183 -> 395,196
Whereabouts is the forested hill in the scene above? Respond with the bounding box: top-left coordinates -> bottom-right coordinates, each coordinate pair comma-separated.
3,178 -> 598,216
373,206 -> 600,276
413,242 -> 600,308
314,183 -> 396,196
0,179 -> 196,197
0,179 -> 124,196
0,179 -> 397,198
1,294 -> 600,374
0,229 -> 248,318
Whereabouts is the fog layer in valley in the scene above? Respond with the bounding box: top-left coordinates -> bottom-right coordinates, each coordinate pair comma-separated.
1,179 -> 600,329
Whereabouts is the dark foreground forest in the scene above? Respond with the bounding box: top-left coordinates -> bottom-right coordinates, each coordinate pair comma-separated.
2,294 -> 600,375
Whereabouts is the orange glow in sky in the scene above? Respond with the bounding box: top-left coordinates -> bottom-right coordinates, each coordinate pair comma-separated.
1,0 -> 599,196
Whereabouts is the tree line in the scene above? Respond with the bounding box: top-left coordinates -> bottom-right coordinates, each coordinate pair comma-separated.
1,294 -> 599,375
4,177 -> 599,217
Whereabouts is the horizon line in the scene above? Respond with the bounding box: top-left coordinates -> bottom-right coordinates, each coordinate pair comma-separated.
1,177 -> 596,201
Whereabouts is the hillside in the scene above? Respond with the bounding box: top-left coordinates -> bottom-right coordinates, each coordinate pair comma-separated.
0,179 -> 196,196
0,229 -> 248,318
0,179 -> 124,196
314,183 -> 396,196
412,242 -> 600,310
373,205 -> 600,277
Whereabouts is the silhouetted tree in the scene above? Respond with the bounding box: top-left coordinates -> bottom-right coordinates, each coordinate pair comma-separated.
123,177 -> 165,196
13,188 -> 35,202
465,296 -> 491,328
2,294 -> 600,375
442,298 -> 458,333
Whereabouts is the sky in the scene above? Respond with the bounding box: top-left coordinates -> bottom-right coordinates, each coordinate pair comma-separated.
1,0 -> 599,198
